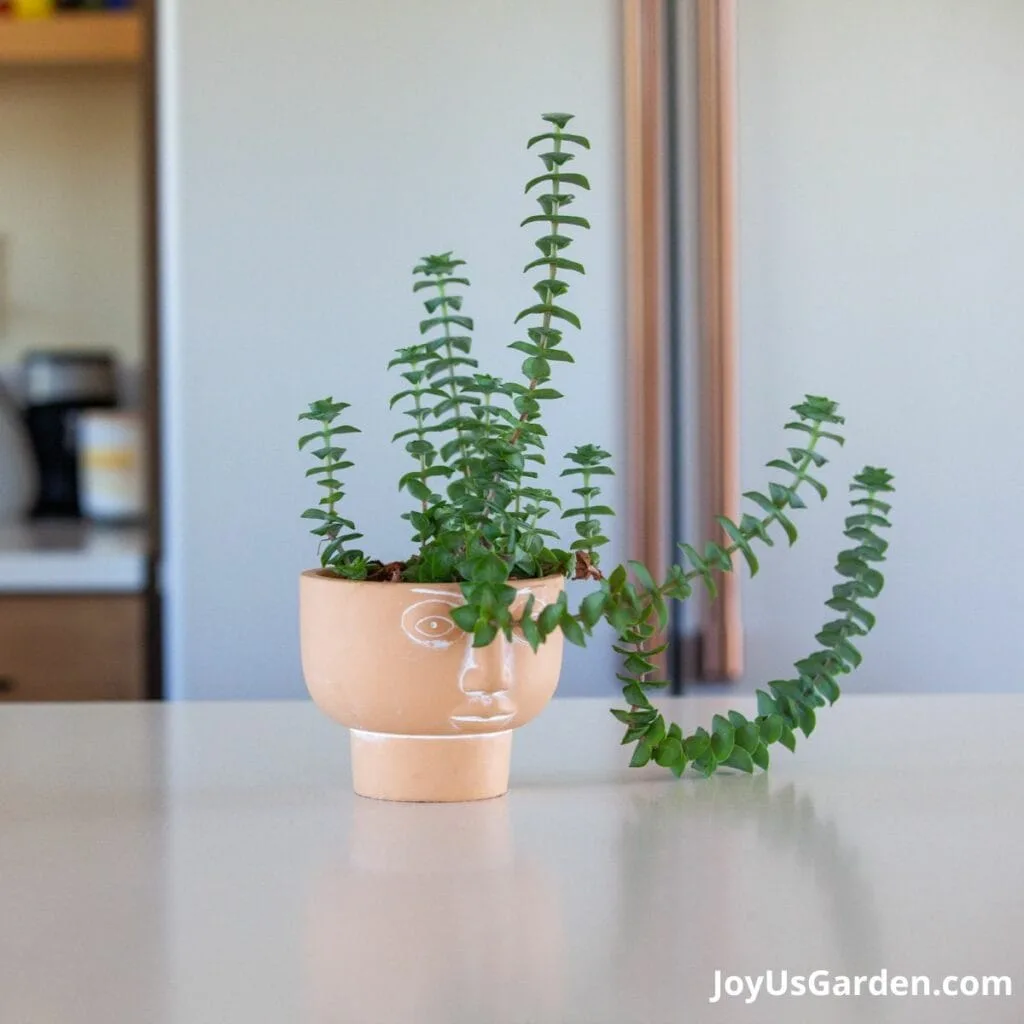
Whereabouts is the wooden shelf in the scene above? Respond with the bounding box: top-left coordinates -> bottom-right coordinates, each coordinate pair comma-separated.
0,12 -> 142,67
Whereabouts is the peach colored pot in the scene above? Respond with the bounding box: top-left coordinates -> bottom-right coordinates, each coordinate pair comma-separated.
299,571 -> 565,802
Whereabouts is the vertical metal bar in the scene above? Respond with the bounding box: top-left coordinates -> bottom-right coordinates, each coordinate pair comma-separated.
664,0 -> 686,693
141,0 -> 163,699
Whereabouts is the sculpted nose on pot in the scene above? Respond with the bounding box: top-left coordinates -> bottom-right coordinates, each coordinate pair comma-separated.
460,637 -> 514,695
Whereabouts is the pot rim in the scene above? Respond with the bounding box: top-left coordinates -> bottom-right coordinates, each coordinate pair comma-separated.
300,568 -> 567,589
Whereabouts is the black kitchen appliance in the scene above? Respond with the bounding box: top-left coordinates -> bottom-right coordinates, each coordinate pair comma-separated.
23,351 -> 118,518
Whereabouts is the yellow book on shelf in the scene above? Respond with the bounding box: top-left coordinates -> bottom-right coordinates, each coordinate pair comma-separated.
12,0 -> 56,19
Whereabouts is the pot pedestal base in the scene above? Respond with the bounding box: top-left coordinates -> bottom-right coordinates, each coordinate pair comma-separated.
349,730 -> 514,803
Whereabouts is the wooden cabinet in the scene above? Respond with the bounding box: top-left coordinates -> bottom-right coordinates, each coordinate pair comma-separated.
0,12 -> 142,67
0,595 -> 145,701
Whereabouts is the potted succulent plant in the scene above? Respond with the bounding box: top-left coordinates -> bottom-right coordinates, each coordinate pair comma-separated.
298,113 -> 894,802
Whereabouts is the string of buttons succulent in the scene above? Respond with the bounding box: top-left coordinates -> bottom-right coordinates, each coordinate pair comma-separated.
299,113 -> 894,778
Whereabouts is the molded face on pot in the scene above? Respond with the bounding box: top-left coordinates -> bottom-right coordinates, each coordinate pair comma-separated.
299,571 -> 565,737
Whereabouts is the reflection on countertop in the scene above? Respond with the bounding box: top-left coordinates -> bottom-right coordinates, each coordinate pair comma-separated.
2,698 -> 1024,1022
0,519 -> 148,593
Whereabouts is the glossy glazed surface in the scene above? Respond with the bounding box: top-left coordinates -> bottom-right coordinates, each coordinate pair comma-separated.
1,696 -> 1021,1023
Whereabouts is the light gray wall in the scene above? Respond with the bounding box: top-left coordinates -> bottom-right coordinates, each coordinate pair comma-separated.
735,0 -> 1024,692
158,1 -> 625,699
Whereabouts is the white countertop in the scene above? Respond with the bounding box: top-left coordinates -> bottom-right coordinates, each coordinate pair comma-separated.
0,521 -> 148,593
1,695 -> 1021,1023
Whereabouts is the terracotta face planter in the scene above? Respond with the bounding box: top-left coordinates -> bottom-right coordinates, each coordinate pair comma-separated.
300,571 -> 565,802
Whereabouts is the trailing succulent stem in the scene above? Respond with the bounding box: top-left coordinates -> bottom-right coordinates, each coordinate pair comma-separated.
299,112 -> 896,776
608,462 -> 894,778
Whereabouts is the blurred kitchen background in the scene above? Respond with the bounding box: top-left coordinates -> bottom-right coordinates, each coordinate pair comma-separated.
0,0 -> 153,701
2,0 -> 1022,705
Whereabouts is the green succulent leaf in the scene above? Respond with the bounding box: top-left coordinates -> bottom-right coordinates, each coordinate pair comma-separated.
779,725 -> 797,753
630,740 -> 654,768
722,747 -> 755,774
561,613 -> 587,647
684,729 -> 711,760
655,736 -> 684,768
710,716 -> 735,760
760,714 -> 785,744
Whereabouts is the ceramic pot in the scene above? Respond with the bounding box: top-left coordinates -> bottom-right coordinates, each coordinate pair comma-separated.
300,571 -> 565,802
